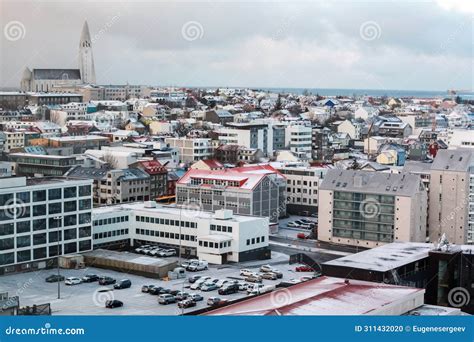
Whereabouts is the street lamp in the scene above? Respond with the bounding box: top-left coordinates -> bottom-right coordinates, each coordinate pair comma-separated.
53,216 -> 62,299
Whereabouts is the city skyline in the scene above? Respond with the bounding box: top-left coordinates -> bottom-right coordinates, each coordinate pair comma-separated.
1,0 -> 472,91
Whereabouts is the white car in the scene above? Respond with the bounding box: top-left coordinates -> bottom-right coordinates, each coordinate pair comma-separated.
239,269 -> 254,277
65,277 -> 81,285
287,222 -> 301,228
190,276 -> 211,290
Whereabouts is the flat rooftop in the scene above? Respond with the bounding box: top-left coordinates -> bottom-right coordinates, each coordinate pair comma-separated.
83,249 -> 175,268
204,276 -> 424,316
323,242 -> 434,273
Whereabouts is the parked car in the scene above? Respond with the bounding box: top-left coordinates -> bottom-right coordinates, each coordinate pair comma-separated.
181,259 -> 199,268
148,287 -> 164,295
158,294 -> 176,305
114,279 -> 132,289
105,300 -> 123,308
175,291 -> 190,301
99,276 -> 116,285
82,274 -> 99,283
189,293 -> 204,302
134,245 -> 151,253
65,277 -> 81,285
187,261 -> 208,272
218,283 -> 239,295
201,282 -> 218,292
215,279 -> 237,288
207,297 -> 228,307
141,285 -> 157,293
259,265 -> 274,273
287,222 -> 301,228
300,276 -> 313,282
158,249 -> 176,257
295,265 -> 314,272
301,218 -> 316,224
245,274 -> 262,283
248,284 -> 276,295
148,249 -> 164,257
239,269 -> 254,277
311,213 -> 318,218
177,299 -> 196,309
45,274 -> 64,283
158,288 -> 172,295
260,272 -> 277,280
238,283 -> 251,291
190,277 -> 211,290
188,275 -> 201,284
169,289 -> 181,296
247,283 -> 265,294
297,232 -> 310,239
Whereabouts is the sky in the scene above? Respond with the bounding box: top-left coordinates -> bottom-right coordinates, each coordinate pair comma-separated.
0,0 -> 472,91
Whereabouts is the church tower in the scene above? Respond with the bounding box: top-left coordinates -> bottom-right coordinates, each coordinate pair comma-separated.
78,20 -> 96,84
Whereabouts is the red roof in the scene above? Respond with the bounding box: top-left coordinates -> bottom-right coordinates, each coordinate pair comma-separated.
201,159 -> 224,169
138,160 -> 166,175
203,276 -> 424,316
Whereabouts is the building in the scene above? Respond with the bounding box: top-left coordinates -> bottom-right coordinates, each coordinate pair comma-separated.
285,125 -> 312,160
0,177 -> 93,275
190,159 -> 224,171
165,137 -> 213,163
132,160 -> 168,200
428,149 -> 473,245
20,21 -> 95,91
8,153 -> 78,177
48,135 -> 109,154
176,165 -> 286,225
318,170 -> 427,248
216,124 -> 269,156
203,276 -> 425,315
1,131 -> 24,152
0,92 -> 27,110
92,204 -> 270,264
277,166 -> 328,216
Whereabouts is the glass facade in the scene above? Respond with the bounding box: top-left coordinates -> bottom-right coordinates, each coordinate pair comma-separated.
332,191 -> 395,242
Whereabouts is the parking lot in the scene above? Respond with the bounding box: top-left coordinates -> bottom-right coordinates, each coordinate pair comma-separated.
1,251 -> 316,315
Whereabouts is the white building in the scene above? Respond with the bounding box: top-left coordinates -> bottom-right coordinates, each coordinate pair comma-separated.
0,177 -> 93,274
165,137 -> 213,163
92,203 -> 270,264
285,125 -> 312,160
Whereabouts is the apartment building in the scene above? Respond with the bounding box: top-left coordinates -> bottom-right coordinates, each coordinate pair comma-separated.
0,177 -> 93,274
2,131 -> 25,153
92,203 -> 270,264
9,153 -> 78,177
132,160 -> 168,200
428,149 -> 474,245
176,165 -> 286,225
217,123 -> 269,156
165,137 -> 213,163
277,166 -> 328,215
285,125 -> 312,160
318,170 -> 427,248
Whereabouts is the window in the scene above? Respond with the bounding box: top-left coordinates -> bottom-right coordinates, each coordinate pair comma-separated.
16,221 -> 30,234
49,202 -> 62,215
33,204 -> 46,217
0,194 -> 13,206
48,188 -> 61,201
79,185 -> 91,197
64,187 -> 77,199
64,228 -> 77,240
64,201 -> 77,213
79,213 -> 91,225
33,247 -> 47,260
17,191 -> 30,203
79,199 -> 92,211
0,237 -> 14,250
64,242 -> 77,254
16,235 -> 30,248
246,239 -> 250,246
79,240 -> 91,251
33,233 -> 47,245
33,190 -> 46,202
17,250 -> 31,262
49,231 -> 61,243
64,215 -> 77,227
0,223 -> 14,236
0,252 -> 14,265
33,219 -> 46,231
79,226 -> 91,238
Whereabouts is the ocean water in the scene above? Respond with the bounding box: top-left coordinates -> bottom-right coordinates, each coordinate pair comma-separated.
253,87 -> 474,99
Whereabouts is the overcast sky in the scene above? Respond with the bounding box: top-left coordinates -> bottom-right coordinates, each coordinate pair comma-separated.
0,0 -> 472,90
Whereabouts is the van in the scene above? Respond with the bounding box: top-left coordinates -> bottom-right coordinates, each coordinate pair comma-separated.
187,261 -> 208,272
114,279 -> 132,289
248,284 -> 276,295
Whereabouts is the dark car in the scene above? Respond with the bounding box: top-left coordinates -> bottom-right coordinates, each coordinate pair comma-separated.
148,287 -> 164,295
98,276 -> 116,285
207,297 -> 228,307
105,300 -> 123,309
114,279 -> 132,289
82,274 -> 99,283
177,299 -> 196,309
218,283 -> 239,295
159,288 -> 172,295
45,274 -> 64,283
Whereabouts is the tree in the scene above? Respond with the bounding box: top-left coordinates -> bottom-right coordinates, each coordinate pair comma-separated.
102,153 -> 119,169
274,94 -> 282,111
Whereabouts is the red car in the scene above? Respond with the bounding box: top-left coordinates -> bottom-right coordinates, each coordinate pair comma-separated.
297,233 -> 310,239
296,265 -> 314,272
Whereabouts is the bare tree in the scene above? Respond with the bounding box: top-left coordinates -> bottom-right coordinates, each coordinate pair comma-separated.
102,153 -> 119,169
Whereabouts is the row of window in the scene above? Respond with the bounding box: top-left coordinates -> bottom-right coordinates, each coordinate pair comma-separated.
246,236 -> 265,246
0,214 -> 92,237
135,215 -> 197,228
93,216 -> 129,226
198,240 -> 231,249
94,229 -> 129,240
210,224 -> 233,233
0,185 -> 91,206
0,240 -> 91,266
136,228 -> 196,242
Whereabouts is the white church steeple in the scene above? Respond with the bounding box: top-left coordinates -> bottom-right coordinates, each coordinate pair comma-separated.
78,20 -> 96,84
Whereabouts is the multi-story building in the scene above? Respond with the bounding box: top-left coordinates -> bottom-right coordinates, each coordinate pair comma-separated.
428,149 -> 473,245
48,135 -> 109,154
0,177 -> 93,275
9,153 -> 78,177
318,170 -> 427,248
132,160 -> 168,201
277,166 -> 328,216
176,165 -> 286,225
2,131 -> 25,152
217,124 -> 269,156
92,203 -> 270,264
285,125 -> 312,160
165,137 -> 213,163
